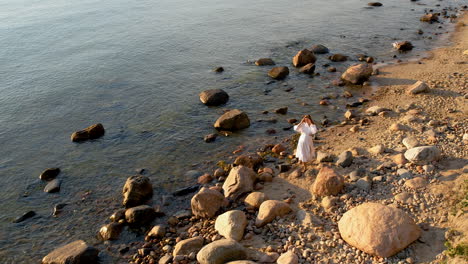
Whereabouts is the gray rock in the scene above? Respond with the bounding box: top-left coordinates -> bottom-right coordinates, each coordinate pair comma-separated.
402,137 -> 420,149
159,254 -> 173,264
310,44 -> 329,54
42,240 -> 99,264
407,81 -> 429,95
125,205 -> 155,225
44,179 -> 61,193
268,67 -> 290,80
316,151 -> 334,163
223,166 -> 256,200
197,239 -> 247,264
336,151 -> 353,167
397,168 -> 413,179
404,146 -> 441,165
99,223 -> 122,240
355,178 -> 371,191
13,211 -> 36,223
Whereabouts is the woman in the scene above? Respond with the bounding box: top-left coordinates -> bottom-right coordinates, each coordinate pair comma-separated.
294,115 -> 317,169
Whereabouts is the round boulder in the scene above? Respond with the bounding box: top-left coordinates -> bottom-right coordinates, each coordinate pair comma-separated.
199,89 -> 229,106
214,109 -> 250,131
215,210 -> 247,241
338,203 -> 421,258
255,200 -> 291,227
191,187 -> 225,218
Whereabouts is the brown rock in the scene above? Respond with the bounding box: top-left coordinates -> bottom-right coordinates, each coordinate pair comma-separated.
214,210 -> 247,241
71,123 -> 105,142
214,109 -> 250,131
197,239 -> 247,264
42,240 -> 99,264
233,153 -> 263,169
125,205 -> 155,225
255,58 -> 275,66
122,175 -> 153,208
299,63 -> 316,74
328,54 -> 348,62
191,187 -> 225,218
268,67 -> 289,80
223,166 -> 256,200
292,49 -> 316,67
198,174 -> 213,184
338,203 -> 421,258
244,192 -> 268,208
173,236 -> 204,257
393,41 -> 413,51
99,223 -> 122,240
420,13 -> 438,22
341,64 -> 373,85
393,153 -> 408,165
407,81 -> 429,95
311,167 -> 344,196
255,200 -> 291,227
272,144 -> 286,154
404,177 -> 428,190
199,89 -> 229,106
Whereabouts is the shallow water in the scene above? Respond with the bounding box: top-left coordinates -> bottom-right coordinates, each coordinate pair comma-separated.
0,0 -> 462,262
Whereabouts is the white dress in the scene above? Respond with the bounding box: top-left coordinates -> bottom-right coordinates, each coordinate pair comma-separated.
294,123 -> 317,162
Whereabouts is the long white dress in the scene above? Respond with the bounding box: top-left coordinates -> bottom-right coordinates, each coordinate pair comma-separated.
294,122 -> 317,162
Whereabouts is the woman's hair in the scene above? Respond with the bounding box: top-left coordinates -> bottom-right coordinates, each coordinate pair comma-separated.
303,114 -> 315,124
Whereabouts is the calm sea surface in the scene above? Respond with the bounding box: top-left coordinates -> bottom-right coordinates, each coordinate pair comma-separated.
0,0 -> 462,262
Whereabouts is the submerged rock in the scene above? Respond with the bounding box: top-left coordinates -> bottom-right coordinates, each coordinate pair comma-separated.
44,179 -> 61,193
39,168 -> 60,181
268,67 -> 290,80
199,89 -> 229,106
255,58 -> 275,66
393,41 -> 413,51
341,64 -> 373,85
214,109 -> 250,131
404,146 -> 441,165
71,123 -> 105,142
13,211 -> 36,223
42,240 -> 99,264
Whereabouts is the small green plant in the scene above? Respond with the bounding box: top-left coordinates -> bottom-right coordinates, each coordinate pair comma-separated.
444,241 -> 468,260
216,160 -> 230,172
450,180 -> 468,216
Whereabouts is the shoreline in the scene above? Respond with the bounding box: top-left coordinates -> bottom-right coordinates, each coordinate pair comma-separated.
36,7 -> 467,264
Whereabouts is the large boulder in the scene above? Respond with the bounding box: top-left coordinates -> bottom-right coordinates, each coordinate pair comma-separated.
310,44 -> 329,54
42,240 -> 99,264
122,175 -> 153,208
338,203 -> 421,258
215,210 -> 247,241
404,146 -> 441,165
191,187 -> 225,218
214,109 -> 250,131
255,200 -> 291,227
173,236 -> 204,256
197,239 -> 247,264
292,49 -> 316,67
125,205 -> 155,225
71,123 -> 105,142
199,89 -> 229,106
268,67 -> 289,80
341,64 -> 373,85
311,167 -> 344,196
223,166 -> 256,200
233,154 -> 263,169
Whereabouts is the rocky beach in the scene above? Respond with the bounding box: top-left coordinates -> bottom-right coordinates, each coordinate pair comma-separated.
37,8 -> 468,264
1,1 -> 467,264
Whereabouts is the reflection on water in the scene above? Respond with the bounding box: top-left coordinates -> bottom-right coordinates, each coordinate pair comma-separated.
0,0 -> 461,262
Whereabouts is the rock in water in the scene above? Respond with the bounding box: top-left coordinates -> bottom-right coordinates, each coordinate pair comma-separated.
310,44 -> 329,54
341,64 -> 373,85
393,41 -> 413,51
44,179 -> 61,193
214,109 -> 250,131
125,205 -> 155,225
199,89 -> 229,106
71,123 -> 105,142
299,63 -> 316,74
39,168 -> 60,181
292,49 -> 316,67
338,203 -> 421,258
336,151 -> 353,167
328,54 -> 348,62
404,146 -> 441,165
191,187 -> 225,218
99,223 -> 123,240
277,251 -> 299,264
255,200 -> 291,227
215,210 -> 247,241
42,240 -> 99,264
122,175 -> 153,208
420,13 -> 438,22
268,67 -> 290,80
197,239 -> 247,264
255,58 -> 275,66
13,211 -> 36,223
311,167 -> 344,196
223,166 -> 256,200
407,81 -> 429,95
367,2 -> 383,6
173,236 -> 204,256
